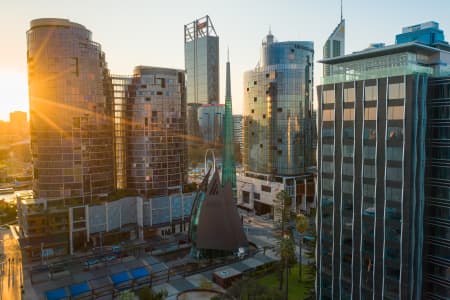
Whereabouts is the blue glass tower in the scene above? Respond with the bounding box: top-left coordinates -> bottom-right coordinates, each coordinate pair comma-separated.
221,51 -> 236,189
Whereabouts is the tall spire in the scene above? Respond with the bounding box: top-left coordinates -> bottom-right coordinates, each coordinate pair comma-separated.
341,0 -> 343,21
221,50 -> 236,191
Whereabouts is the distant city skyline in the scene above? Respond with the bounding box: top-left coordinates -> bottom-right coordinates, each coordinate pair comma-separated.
1,0 -> 449,121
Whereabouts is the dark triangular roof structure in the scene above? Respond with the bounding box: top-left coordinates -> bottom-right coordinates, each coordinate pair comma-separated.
195,170 -> 248,251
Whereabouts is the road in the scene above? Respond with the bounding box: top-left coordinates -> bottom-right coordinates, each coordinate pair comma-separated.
0,228 -> 23,300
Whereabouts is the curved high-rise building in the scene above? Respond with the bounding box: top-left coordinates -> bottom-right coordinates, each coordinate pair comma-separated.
27,18 -> 114,205
243,31 -> 314,176
125,66 -> 187,197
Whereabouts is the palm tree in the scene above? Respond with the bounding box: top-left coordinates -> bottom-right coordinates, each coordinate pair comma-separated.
296,213 -> 309,283
273,191 -> 292,291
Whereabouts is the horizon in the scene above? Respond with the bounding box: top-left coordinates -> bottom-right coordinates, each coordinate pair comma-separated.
1,0 -> 449,121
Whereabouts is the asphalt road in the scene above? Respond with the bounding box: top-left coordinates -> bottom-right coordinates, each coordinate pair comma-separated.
0,228 -> 23,300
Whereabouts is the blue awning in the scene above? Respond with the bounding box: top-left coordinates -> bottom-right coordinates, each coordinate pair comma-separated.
46,287 -> 68,300
69,282 -> 91,297
110,272 -> 131,286
130,267 -> 150,280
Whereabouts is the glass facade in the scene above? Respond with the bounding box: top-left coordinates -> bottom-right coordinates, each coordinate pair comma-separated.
243,32 -> 314,176
125,67 -> 187,197
184,16 -> 219,105
27,18 -> 115,204
197,104 -> 224,144
323,19 -> 345,77
318,23 -> 450,298
423,78 -> 450,300
317,73 -> 429,299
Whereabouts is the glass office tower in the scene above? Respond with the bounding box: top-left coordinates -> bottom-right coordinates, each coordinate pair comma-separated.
317,22 -> 450,300
27,18 -> 114,205
243,31 -> 314,176
184,15 -> 219,106
126,67 -> 187,197
323,18 -> 345,77
238,31 -> 316,218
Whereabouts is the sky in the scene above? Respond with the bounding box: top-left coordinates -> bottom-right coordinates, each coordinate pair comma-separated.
1,0 -> 449,121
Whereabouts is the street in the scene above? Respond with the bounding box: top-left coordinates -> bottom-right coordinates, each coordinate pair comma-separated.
0,228 -> 23,300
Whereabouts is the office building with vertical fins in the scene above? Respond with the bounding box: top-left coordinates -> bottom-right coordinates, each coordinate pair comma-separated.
184,16 -> 219,141
237,30 -> 316,217
316,21 -> 450,299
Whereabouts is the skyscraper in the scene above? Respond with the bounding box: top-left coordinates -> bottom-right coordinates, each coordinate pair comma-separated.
232,114 -> 243,154
184,16 -> 219,141
221,52 -> 236,189
25,18 -> 114,253
316,21 -> 450,300
322,8 -> 345,76
125,66 -> 187,197
237,31 -> 316,216
27,18 -> 114,205
184,15 -> 219,106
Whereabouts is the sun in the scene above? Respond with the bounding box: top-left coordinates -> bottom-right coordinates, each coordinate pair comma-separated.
0,70 -> 29,121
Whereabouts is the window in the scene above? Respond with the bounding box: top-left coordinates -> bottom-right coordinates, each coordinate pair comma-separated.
322,178 -> 334,192
364,127 -> 376,141
365,85 -> 378,101
344,87 -> 355,102
386,186 -> 402,202
277,108 -> 283,112
322,127 -> 334,138
323,144 -> 334,156
363,184 -> 375,197
323,109 -> 334,121
342,180 -> 353,194
387,106 -> 404,120
253,192 -> 260,200
343,127 -> 354,139
254,97 -> 257,102
344,108 -> 354,120
144,117 -> 148,126
157,91 -> 163,95
145,97 -> 151,101
388,82 -> 405,100
254,81 -> 257,85
322,161 -> 334,174
341,145 -> 352,157
387,126 -> 403,141
242,191 -> 250,203
386,167 -> 403,181
364,107 -> 377,120
363,164 -> 376,179
261,185 -> 271,192
386,147 -> 403,161
343,163 -> 353,176
323,89 -> 335,104
364,146 -> 376,159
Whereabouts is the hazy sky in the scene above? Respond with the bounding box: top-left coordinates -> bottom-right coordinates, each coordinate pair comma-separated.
1,0 -> 449,121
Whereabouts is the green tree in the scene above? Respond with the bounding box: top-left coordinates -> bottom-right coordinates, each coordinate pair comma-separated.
136,287 -> 167,300
273,190 -> 295,294
296,214 -> 309,283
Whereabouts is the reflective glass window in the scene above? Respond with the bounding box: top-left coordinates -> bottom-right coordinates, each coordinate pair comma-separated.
387,106 -> 404,120
343,144 -> 354,157
386,147 -> 403,161
323,109 -> 334,121
323,89 -> 335,104
344,108 -> 354,120
364,127 -> 377,141
387,126 -> 403,141
344,87 -> 355,102
365,85 -> 378,101
386,167 -> 403,181
364,107 -> 377,120
388,82 -> 405,100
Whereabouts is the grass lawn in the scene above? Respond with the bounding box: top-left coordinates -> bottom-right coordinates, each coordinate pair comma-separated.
257,264 -> 315,300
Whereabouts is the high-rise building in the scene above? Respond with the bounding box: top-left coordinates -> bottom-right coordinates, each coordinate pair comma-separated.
125,66 -> 187,197
198,104 -> 224,144
316,21 -> 450,300
27,18 -> 114,205
184,16 -> 219,141
323,16 -> 345,77
232,114 -> 243,153
184,15 -> 219,106
25,18 -> 115,253
237,30 -> 316,216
